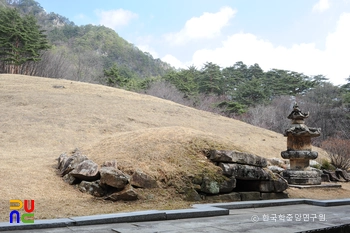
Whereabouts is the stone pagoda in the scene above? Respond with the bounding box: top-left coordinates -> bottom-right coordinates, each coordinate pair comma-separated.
281,103 -> 322,185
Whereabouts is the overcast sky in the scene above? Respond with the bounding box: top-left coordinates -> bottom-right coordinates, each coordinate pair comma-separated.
37,0 -> 350,85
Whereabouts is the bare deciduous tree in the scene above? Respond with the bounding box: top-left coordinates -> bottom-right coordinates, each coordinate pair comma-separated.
145,81 -> 191,106
322,137 -> 350,170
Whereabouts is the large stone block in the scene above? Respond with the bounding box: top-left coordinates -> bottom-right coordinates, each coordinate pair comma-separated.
59,152 -> 88,177
209,150 -> 267,167
100,167 -> 129,189
184,188 -> 202,201
283,170 -> 321,185
261,192 -> 289,200
205,192 -> 241,202
239,192 -> 261,201
219,163 -> 271,180
78,180 -> 105,197
219,176 -> 236,193
130,170 -> 159,189
106,185 -> 138,201
70,160 -> 100,181
235,175 -> 288,193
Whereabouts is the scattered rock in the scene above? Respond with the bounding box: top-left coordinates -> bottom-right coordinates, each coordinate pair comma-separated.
184,188 -> 202,201
323,170 -> 340,182
209,150 -> 267,167
60,150 -> 88,176
310,160 -> 320,167
335,169 -> 350,181
200,177 -> 220,194
268,158 -> 288,167
101,160 -> 117,169
70,160 -> 100,181
57,153 -> 69,170
106,185 -> 138,201
321,173 -> 330,182
100,167 -> 129,189
52,85 -> 65,89
130,170 -> 159,189
62,173 -> 80,185
78,180 -> 105,197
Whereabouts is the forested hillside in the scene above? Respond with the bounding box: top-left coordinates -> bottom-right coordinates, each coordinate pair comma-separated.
0,0 -> 173,83
1,0 -> 349,169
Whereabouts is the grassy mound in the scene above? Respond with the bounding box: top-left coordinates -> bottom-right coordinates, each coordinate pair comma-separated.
0,74 -> 334,221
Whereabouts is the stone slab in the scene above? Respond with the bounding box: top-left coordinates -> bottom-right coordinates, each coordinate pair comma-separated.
205,192 -> 241,202
0,218 -> 75,231
239,192 -> 261,201
283,169 -> 322,185
209,150 -> 267,167
260,192 -> 289,200
220,163 -> 271,180
295,224 -> 350,233
199,198 -> 308,209
289,183 -> 342,189
305,198 -> 350,207
70,210 -> 166,226
165,207 -> 228,220
235,178 -> 288,193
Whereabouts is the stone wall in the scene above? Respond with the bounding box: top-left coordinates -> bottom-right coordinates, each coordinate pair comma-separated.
56,149 -> 289,202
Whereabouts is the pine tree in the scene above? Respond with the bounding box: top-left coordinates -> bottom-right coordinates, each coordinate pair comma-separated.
198,62 -> 223,95
0,7 -> 50,74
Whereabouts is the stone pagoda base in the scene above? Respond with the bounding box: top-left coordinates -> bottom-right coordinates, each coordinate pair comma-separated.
282,170 -> 322,185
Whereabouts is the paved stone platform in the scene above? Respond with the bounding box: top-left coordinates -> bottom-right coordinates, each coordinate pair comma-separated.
1,198 -> 350,233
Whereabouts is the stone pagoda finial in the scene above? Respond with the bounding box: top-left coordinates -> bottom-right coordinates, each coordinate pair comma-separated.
287,102 -> 309,123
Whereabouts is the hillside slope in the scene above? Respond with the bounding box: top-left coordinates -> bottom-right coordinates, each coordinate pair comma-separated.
0,74 -> 329,220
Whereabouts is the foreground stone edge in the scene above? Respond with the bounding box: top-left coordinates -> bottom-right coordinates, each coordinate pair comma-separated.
1,198 -> 350,231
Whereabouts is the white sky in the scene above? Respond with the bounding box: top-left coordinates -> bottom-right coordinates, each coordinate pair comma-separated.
38,0 -> 350,85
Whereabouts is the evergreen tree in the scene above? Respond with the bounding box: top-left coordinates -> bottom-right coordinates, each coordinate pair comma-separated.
198,62 -> 223,95
234,77 -> 267,106
104,64 -> 129,87
163,66 -> 200,97
0,7 -> 50,74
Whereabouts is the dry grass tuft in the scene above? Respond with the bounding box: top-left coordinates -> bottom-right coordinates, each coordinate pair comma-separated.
0,74 -> 347,221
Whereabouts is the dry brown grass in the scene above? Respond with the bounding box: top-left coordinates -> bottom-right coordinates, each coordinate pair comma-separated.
287,182 -> 350,199
0,74 -> 348,221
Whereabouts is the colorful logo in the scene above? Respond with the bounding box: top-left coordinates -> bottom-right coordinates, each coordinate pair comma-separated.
9,200 -> 35,224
